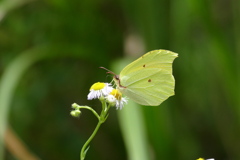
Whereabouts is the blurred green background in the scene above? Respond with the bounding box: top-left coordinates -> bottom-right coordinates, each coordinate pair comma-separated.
0,0 -> 240,160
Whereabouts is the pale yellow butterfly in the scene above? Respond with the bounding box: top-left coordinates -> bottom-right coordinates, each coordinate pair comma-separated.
102,49 -> 178,106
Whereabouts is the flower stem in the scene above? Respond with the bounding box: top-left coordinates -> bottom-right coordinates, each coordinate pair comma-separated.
79,106 -> 100,120
80,103 -> 111,160
80,120 -> 103,160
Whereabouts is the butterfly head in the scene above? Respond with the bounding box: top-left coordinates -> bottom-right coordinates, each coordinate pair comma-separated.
99,67 -> 125,89
113,74 -> 120,86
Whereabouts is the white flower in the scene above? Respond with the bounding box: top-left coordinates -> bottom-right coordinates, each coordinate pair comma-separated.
197,158 -> 214,160
115,97 -> 127,110
87,82 -> 113,100
106,95 -> 116,106
109,89 -> 127,109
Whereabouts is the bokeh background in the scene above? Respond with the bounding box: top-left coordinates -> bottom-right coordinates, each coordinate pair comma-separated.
0,0 -> 240,160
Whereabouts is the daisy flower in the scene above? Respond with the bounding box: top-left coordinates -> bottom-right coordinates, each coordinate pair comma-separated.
106,95 -> 116,106
108,89 -> 127,109
87,82 -> 113,100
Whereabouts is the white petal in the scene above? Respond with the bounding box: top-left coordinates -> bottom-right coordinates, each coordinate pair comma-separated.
116,97 -> 128,110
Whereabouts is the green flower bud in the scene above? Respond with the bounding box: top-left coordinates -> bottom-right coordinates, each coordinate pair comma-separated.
70,109 -> 81,117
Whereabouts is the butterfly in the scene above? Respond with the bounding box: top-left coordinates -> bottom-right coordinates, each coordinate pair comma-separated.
102,49 -> 178,106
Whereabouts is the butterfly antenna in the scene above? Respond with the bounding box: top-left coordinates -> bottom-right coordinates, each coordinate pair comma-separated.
99,67 -> 116,76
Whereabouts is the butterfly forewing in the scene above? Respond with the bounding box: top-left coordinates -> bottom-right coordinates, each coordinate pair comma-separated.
120,50 -> 178,77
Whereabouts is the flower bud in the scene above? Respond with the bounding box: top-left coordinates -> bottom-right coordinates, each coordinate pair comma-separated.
70,109 -> 81,117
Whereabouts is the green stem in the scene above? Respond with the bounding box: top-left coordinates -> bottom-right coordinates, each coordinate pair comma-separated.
80,120 -> 103,160
79,106 -> 100,120
80,103 -> 111,160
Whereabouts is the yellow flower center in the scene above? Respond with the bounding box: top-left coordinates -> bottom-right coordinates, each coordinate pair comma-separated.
110,89 -> 122,100
90,82 -> 105,90
196,158 -> 204,160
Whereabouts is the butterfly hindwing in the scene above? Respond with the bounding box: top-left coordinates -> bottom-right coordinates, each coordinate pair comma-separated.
119,68 -> 175,106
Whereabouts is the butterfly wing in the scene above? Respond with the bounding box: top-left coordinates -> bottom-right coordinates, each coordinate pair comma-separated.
120,50 -> 177,76
118,50 -> 178,106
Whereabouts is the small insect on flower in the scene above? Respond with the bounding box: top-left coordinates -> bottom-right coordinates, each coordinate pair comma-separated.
88,82 -> 113,100
109,89 -> 127,109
